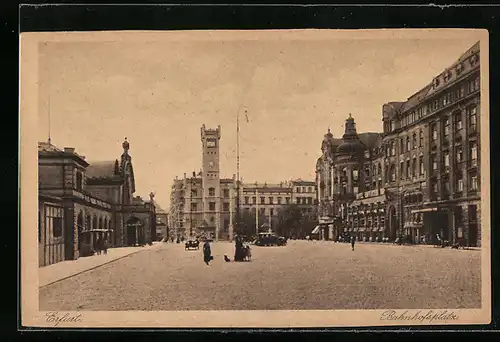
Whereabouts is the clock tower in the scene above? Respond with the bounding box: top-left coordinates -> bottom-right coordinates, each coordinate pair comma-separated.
200,124 -> 221,241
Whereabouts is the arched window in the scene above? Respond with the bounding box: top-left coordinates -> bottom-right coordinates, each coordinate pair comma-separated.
378,163 -> 382,176
353,167 -> 359,181
93,216 -> 98,231
86,214 -> 92,230
412,133 -> 417,149
99,217 -> 103,230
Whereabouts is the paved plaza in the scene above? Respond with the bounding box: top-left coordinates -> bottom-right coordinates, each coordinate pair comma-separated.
39,240 -> 481,311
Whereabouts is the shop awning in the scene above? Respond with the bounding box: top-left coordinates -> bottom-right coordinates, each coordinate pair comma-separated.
311,225 -> 321,234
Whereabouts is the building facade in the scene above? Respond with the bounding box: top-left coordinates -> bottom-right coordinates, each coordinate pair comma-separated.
239,180 -> 316,233
38,138 -> 156,266
316,41 -> 481,247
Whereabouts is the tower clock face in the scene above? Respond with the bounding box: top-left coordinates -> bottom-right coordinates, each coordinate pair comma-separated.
206,139 -> 216,147
208,161 -> 215,168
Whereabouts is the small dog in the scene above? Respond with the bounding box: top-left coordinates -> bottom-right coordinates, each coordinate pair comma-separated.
224,255 -> 231,262
243,246 -> 252,261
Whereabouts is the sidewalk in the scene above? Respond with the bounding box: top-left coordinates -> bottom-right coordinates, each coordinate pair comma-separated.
302,239 -> 481,251
39,242 -> 162,287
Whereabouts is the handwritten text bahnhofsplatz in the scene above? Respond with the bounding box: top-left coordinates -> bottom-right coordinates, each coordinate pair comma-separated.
380,310 -> 458,323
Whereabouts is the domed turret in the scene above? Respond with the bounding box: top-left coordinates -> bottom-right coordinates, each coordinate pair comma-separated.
336,114 -> 365,156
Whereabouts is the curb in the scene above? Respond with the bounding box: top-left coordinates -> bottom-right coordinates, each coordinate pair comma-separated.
40,246 -> 155,288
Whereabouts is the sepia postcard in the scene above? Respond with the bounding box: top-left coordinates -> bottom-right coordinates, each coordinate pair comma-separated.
20,29 -> 490,328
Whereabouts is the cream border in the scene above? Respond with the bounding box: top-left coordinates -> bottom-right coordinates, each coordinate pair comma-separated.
20,29 -> 491,328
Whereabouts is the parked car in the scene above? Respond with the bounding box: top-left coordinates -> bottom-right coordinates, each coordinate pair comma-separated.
255,232 -> 287,246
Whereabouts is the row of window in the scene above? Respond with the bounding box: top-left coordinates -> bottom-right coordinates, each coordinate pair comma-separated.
430,171 -> 479,197
430,141 -> 478,171
348,216 -> 386,227
189,197 -> 315,212
191,188 -> 231,198
296,186 -> 314,193
430,105 -> 478,141
244,207 -> 314,216
243,196 -> 314,205
386,75 -> 479,132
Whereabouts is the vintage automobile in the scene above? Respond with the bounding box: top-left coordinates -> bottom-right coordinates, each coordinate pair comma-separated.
254,232 -> 287,247
185,239 -> 200,250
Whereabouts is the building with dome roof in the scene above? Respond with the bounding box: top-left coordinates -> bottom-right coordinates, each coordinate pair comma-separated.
315,115 -> 384,241
315,41 -> 481,247
38,138 -> 157,266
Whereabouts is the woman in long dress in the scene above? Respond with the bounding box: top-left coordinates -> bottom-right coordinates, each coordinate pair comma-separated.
234,236 -> 244,262
203,240 -> 212,265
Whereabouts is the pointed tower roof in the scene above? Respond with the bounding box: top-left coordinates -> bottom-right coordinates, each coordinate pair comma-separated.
336,114 -> 365,155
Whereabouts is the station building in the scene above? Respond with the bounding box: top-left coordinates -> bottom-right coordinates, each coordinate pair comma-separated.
38,138 -> 156,266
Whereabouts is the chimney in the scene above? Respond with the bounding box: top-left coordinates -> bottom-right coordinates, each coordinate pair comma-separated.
193,171 -> 196,178
184,173 -> 187,179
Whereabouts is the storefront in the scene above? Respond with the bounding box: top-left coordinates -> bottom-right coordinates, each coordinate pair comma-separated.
411,207 -> 449,244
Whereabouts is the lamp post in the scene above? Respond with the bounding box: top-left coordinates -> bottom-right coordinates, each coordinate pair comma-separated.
190,176 -> 195,238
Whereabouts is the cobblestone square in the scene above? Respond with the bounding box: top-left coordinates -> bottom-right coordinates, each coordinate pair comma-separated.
39,241 -> 481,311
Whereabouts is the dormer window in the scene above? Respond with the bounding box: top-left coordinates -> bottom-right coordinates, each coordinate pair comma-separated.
433,77 -> 441,88
456,63 -> 464,74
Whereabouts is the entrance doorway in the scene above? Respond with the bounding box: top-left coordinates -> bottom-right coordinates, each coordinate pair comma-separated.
126,217 -> 141,246
388,206 -> 397,241
468,205 -> 478,247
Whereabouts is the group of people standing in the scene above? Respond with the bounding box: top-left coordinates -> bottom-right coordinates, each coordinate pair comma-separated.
94,237 -> 108,255
201,236 -> 250,265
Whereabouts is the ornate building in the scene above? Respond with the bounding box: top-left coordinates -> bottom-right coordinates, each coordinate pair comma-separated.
38,138 -> 156,266
169,125 -> 237,241
239,179 -> 316,234
315,41 -> 481,247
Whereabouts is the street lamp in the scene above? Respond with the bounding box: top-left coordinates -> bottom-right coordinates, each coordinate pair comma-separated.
190,175 -> 196,238
235,106 -> 247,238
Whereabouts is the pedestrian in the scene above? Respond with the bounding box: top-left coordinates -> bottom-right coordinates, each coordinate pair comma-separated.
203,240 -> 212,265
351,236 -> 355,251
234,236 -> 244,262
103,239 -> 108,255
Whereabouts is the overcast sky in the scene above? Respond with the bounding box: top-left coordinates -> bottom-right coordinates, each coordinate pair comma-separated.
37,30 -> 479,209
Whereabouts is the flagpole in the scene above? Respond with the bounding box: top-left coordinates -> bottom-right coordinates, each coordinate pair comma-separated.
236,105 -> 241,237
